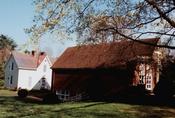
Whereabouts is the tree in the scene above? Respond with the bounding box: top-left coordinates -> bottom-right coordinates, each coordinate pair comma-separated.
154,58 -> 175,97
0,34 -> 17,80
0,63 -> 5,80
0,34 -> 17,50
0,34 -> 17,64
27,0 -> 175,48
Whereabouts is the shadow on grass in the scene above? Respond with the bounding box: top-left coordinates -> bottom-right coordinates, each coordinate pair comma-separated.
50,102 -> 122,118
1,96 -> 119,117
1,88 -> 175,106
15,96 -> 43,104
0,96 -> 16,105
3,94 -> 175,108
133,105 -> 175,118
111,95 -> 175,108
0,95 -> 175,118
48,96 -> 175,118
52,108 -> 121,118
0,96 -> 42,105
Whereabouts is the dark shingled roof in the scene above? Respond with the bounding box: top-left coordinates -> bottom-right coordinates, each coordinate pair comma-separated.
52,38 -> 159,69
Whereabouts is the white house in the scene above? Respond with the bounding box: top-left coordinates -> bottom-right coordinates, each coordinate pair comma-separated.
4,51 -> 55,90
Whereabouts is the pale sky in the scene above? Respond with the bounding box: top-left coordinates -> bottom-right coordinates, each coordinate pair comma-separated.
0,0 -> 33,44
0,0 -> 76,57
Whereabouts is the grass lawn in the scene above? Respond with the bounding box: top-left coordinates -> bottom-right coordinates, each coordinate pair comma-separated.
0,89 -> 175,118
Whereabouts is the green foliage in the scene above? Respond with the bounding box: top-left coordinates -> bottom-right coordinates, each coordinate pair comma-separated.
0,63 -> 4,80
24,49 -> 30,54
0,79 -> 4,89
17,89 -> 29,98
0,34 -> 17,82
154,60 -> 175,97
28,0 -> 175,47
0,34 -> 17,50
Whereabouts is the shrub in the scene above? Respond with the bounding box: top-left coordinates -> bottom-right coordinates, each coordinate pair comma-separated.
154,60 -> 175,98
43,93 -> 60,103
0,79 -> 4,88
17,89 -> 28,98
154,79 -> 175,98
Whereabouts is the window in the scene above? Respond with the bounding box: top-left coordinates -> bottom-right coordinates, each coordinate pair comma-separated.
138,64 -> 153,85
41,78 -> 46,89
11,62 -> 14,70
138,64 -> 145,84
56,90 -> 70,101
10,76 -> 13,84
139,75 -> 145,84
146,76 -> 152,83
146,80 -> 151,84
147,85 -> 151,88
43,65 -> 47,72
146,72 -> 152,90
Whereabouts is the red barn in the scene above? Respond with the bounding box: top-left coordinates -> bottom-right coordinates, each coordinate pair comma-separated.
51,38 -> 163,100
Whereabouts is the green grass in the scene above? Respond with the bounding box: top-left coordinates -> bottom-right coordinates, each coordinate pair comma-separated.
0,89 -> 175,118
0,89 -> 17,96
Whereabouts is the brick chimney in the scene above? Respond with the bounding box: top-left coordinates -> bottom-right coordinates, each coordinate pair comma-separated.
31,50 -> 36,57
40,52 -> 45,56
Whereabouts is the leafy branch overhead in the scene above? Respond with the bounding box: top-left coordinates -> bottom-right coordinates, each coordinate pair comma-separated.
28,0 -> 175,48
0,35 -> 17,50
0,34 -> 16,80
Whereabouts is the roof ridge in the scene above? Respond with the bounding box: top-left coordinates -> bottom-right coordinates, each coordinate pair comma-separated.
52,38 -> 159,69
12,51 -> 48,69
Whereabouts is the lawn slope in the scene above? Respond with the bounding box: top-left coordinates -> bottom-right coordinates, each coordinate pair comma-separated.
0,90 -> 175,118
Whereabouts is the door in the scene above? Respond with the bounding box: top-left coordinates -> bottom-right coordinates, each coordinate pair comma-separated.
41,77 -> 46,90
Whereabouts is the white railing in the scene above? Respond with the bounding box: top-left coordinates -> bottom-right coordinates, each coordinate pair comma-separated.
56,91 -> 89,102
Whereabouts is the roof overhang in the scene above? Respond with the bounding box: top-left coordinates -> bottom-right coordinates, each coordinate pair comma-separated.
18,67 -> 37,70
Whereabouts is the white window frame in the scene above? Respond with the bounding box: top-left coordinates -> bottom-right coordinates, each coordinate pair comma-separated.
139,64 -> 145,84
56,90 -> 70,101
138,63 -> 153,90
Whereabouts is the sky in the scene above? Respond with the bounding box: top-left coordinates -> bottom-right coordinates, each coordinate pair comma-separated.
0,0 -> 33,44
0,0 -> 76,57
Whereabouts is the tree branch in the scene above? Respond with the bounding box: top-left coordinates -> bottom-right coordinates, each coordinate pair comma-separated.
145,0 -> 175,28
67,0 -> 95,31
96,27 -> 175,49
137,31 -> 175,37
115,30 -> 175,49
79,0 -> 95,15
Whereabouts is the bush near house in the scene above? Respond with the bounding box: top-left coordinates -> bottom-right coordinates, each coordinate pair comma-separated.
0,79 -> 4,89
42,93 -> 60,103
154,60 -> 175,97
0,63 -> 4,79
17,89 -> 29,98
0,63 -> 5,89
